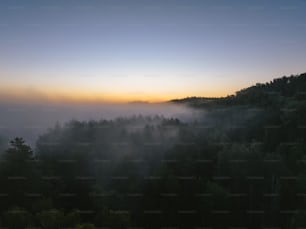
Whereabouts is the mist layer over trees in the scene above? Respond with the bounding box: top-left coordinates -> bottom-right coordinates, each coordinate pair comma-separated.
0,102 -> 199,147
0,73 -> 306,228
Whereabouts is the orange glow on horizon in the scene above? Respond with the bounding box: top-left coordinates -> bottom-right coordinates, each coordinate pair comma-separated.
0,84 -> 236,104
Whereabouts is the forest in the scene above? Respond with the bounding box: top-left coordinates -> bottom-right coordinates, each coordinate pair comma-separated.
0,73 -> 306,228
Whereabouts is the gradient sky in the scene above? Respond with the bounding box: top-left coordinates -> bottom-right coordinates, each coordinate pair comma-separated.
1,0 -> 306,103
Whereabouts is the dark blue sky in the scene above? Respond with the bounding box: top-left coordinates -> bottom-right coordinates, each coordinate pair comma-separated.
1,0 -> 306,102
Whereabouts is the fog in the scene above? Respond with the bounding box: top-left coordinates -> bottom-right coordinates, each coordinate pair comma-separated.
0,102 -> 203,147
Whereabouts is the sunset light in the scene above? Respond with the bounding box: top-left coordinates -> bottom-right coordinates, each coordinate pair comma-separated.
1,0 -> 306,103
1,1 -> 306,228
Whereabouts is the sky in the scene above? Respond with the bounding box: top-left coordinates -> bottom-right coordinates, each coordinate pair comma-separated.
1,0 -> 306,103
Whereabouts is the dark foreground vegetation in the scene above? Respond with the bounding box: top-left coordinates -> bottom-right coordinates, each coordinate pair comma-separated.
1,73 -> 306,228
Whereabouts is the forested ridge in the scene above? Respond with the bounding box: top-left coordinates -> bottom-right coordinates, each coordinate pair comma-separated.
172,72 -> 306,107
1,73 -> 306,228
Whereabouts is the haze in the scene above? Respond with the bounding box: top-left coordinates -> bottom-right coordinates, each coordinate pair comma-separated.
0,102 -> 203,146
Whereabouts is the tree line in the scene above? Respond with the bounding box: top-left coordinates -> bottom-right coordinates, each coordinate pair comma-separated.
0,73 -> 306,228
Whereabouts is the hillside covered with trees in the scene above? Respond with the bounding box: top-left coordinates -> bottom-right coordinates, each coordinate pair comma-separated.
1,73 -> 306,228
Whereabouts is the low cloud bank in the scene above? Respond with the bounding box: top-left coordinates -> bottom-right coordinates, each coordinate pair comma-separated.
0,102 -> 204,147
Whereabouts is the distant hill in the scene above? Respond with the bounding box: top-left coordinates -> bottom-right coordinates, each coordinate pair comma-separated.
171,72 -> 306,107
